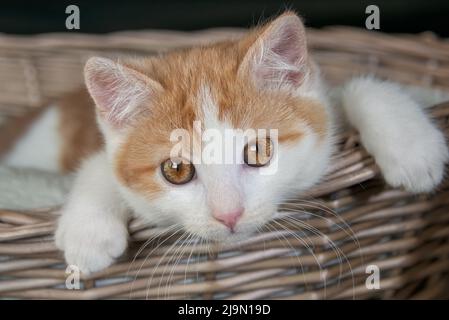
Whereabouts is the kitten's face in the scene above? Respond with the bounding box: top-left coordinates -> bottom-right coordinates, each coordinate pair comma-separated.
85,12 -> 332,243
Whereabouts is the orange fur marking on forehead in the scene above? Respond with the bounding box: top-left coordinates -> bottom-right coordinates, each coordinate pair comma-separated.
123,34 -> 327,134
114,13 -> 327,195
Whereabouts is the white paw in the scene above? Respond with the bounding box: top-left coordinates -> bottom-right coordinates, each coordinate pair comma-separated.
375,126 -> 448,193
55,212 -> 128,275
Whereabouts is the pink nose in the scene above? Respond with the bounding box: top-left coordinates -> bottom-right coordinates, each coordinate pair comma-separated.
213,208 -> 243,232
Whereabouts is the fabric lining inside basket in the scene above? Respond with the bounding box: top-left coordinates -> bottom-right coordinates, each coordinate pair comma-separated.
0,165 -> 72,210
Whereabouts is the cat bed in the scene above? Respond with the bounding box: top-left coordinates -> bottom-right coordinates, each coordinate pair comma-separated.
1,27 -> 449,299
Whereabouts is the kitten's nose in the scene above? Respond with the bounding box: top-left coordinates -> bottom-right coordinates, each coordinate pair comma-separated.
213,208 -> 243,232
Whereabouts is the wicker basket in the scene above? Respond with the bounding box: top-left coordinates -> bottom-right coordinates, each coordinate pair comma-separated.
1,27 -> 449,300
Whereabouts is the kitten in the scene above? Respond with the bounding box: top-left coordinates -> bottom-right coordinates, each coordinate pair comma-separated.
1,12 -> 448,274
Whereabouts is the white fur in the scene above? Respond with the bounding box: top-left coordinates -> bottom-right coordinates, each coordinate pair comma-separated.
340,77 -> 449,193
54,151 -> 129,274
3,106 -> 60,171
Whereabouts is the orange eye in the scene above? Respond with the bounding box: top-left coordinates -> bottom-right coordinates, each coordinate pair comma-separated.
243,138 -> 273,167
161,158 -> 195,185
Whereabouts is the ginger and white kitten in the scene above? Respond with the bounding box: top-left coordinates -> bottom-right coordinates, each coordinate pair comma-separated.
1,12 -> 448,274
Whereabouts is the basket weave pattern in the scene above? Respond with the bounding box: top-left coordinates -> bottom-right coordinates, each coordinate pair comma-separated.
0,27 -> 449,299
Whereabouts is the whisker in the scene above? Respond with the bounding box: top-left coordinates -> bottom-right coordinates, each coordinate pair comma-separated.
278,215 -> 355,298
145,229 -> 186,300
128,224 -> 180,275
158,232 -> 190,299
270,220 -> 324,294
276,198 -> 361,298
128,224 -> 183,299
278,198 -> 361,253
162,232 -> 192,299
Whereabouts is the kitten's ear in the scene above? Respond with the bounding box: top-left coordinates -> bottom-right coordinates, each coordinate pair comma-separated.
238,13 -> 308,90
84,57 -> 162,129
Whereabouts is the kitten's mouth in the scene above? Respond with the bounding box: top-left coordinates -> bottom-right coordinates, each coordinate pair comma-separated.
186,219 -> 269,244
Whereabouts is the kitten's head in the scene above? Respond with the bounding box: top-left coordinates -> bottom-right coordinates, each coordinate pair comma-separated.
84,12 -> 332,242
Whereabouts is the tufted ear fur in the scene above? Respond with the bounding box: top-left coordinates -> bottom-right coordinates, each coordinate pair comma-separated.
84,57 -> 163,129
239,12 -> 309,90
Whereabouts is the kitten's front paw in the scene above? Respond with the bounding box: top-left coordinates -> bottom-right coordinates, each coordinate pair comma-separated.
375,127 -> 448,193
55,213 -> 128,274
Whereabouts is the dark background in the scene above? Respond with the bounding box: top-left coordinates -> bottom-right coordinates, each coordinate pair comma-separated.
1,0 -> 449,36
